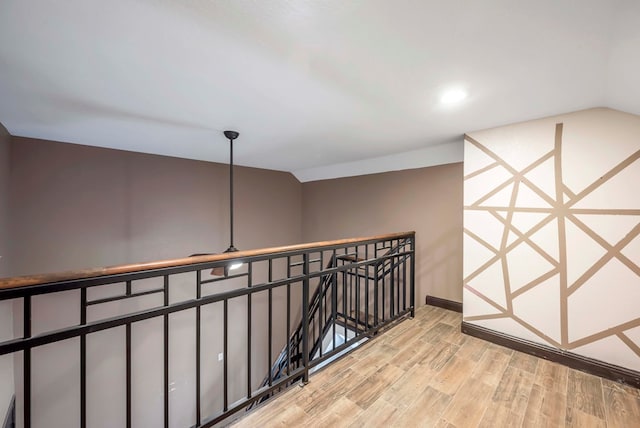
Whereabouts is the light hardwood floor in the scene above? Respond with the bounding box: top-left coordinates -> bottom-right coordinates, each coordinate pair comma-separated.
232,305 -> 640,427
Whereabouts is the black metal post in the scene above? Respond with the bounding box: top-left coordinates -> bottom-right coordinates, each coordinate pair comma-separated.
410,236 -> 416,318
318,270 -> 324,358
223,299 -> 228,412
301,254 -> 310,385
196,271 -> 201,426
349,253 -> 353,327
247,262 -> 252,398
286,257 -> 291,376
331,250 -> 337,350
342,263 -> 347,340
163,275 -> 169,428
364,245 -> 369,332
268,260 -> 273,387
126,322 -> 131,428
381,266 -> 386,322
403,246 -> 407,311
374,258 -> 379,326
80,288 -> 87,428
355,245 -> 360,335
390,253 -> 395,319
23,296 -> 31,428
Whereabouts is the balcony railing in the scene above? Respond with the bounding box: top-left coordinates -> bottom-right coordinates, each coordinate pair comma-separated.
0,231 -> 415,427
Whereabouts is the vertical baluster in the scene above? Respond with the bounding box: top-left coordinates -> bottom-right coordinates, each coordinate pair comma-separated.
247,262 -> 252,399
223,299 -> 228,411
349,248 -> 353,327
302,253 -> 310,384
390,248 -> 395,320
396,256 -> 400,316
402,243 -> 407,312
378,259 -> 388,323
355,245 -> 360,335
80,288 -> 87,428
23,296 -> 31,428
318,256 -> 324,358
410,236 -> 416,317
364,245 -> 369,332
374,245 -> 379,327
398,242 -> 402,316
320,290 -> 324,358
125,282 -> 132,428
268,260 -> 273,387
331,250 -> 337,351
195,271 -> 201,425
311,262 -> 316,351
396,254 -> 400,314
342,252 -> 347,341
126,323 -> 131,428
163,275 -> 169,428
286,256 -> 291,376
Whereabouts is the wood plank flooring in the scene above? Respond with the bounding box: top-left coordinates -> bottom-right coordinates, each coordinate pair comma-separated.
232,305 -> 640,427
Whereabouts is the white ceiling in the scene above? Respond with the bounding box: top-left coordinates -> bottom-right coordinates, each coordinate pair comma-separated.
0,1 -> 638,182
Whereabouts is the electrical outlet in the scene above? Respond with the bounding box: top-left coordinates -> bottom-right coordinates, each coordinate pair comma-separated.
218,353 -> 224,361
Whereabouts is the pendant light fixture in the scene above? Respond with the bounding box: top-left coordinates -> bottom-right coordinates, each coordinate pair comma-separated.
222,130 -> 243,272
191,130 -> 243,276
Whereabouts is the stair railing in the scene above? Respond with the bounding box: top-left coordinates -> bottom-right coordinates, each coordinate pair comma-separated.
255,235 -> 415,405
0,232 -> 415,428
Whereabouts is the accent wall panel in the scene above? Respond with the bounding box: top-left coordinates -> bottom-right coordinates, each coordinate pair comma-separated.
462,108 -> 640,370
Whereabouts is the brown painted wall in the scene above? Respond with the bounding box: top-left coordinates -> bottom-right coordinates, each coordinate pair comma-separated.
0,123 -> 14,420
4,135 -> 463,424
302,163 -> 464,305
7,137 -> 303,426
0,123 -> 9,277
8,137 -> 302,275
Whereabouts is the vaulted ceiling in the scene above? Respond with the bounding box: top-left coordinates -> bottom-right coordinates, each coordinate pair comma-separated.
0,1 -> 638,181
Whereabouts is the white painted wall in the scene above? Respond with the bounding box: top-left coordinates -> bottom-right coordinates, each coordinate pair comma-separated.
463,107 -> 640,370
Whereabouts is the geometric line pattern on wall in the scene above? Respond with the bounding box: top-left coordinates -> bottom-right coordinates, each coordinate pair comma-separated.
464,123 -> 640,353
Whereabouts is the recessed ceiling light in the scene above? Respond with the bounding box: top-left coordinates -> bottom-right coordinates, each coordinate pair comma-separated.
440,88 -> 468,105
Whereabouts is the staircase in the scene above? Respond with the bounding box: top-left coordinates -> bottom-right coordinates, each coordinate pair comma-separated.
251,238 -> 413,408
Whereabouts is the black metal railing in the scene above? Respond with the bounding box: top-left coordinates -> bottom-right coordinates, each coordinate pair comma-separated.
0,232 -> 415,427
253,236 -> 414,406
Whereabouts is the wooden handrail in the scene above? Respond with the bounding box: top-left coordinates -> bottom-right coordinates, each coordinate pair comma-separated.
0,231 -> 415,291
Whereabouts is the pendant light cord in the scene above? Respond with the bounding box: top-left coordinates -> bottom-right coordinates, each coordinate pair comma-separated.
229,137 -> 234,250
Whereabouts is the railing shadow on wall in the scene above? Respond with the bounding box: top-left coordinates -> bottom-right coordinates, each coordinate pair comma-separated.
0,231 -> 415,428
